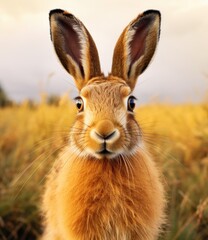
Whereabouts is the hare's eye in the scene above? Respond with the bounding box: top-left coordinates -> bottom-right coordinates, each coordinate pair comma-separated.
127,96 -> 136,112
75,97 -> 84,112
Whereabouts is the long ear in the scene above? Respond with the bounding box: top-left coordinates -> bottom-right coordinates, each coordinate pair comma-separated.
49,9 -> 102,91
111,10 -> 161,90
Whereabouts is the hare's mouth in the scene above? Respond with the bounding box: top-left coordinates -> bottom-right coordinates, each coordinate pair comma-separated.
95,145 -> 116,159
95,141 -> 115,157
97,149 -> 112,155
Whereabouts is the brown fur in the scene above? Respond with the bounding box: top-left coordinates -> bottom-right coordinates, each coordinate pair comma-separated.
42,9 -> 166,240
42,148 -> 165,240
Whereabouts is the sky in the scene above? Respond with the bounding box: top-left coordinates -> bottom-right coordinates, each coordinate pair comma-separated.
0,0 -> 208,103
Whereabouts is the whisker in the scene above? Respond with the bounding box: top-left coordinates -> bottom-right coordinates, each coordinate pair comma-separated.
13,143 -> 66,200
11,141 -> 63,186
120,154 -> 130,183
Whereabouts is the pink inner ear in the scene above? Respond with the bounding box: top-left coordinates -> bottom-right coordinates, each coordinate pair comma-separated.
57,17 -> 84,76
130,15 -> 154,66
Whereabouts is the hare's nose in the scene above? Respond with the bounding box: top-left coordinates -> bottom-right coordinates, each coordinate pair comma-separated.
90,120 -> 120,143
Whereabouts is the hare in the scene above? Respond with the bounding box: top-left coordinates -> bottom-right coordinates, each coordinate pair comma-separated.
42,9 -> 166,240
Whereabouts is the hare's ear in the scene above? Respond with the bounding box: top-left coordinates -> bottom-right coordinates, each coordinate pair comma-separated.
111,10 -> 161,90
49,9 -> 102,90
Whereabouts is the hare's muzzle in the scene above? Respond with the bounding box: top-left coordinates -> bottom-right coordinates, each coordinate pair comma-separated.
90,120 -> 120,142
90,120 -> 120,157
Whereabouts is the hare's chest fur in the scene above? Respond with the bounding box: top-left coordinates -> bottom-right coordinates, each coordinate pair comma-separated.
42,150 -> 165,240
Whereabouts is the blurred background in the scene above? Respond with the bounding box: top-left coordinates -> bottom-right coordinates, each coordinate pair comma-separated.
0,1 -> 208,240
0,0 -> 208,103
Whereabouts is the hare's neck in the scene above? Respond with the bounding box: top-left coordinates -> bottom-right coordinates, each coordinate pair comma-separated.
57,149 -> 157,201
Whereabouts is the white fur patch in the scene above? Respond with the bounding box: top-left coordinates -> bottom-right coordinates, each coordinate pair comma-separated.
72,23 -> 90,80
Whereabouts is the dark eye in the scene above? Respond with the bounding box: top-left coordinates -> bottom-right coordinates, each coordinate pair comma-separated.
75,97 -> 84,112
127,96 -> 136,112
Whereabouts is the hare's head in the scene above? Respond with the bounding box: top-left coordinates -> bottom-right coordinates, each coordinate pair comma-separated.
49,9 -> 161,159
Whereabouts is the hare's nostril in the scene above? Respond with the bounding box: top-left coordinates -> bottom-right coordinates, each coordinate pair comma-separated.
90,128 -> 120,143
95,131 -> 116,140
105,131 -> 116,140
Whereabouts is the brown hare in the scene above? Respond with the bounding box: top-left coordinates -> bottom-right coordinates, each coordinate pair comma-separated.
42,9 -> 166,240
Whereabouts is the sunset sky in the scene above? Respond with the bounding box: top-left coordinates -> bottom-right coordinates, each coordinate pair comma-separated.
0,0 -> 208,103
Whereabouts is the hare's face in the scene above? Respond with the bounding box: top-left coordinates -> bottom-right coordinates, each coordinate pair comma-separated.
71,77 -> 140,159
50,9 -> 161,159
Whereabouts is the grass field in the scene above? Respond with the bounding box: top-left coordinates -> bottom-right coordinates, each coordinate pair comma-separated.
0,99 -> 208,240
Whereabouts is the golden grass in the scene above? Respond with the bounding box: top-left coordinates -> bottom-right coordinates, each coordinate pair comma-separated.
0,101 -> 208,239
